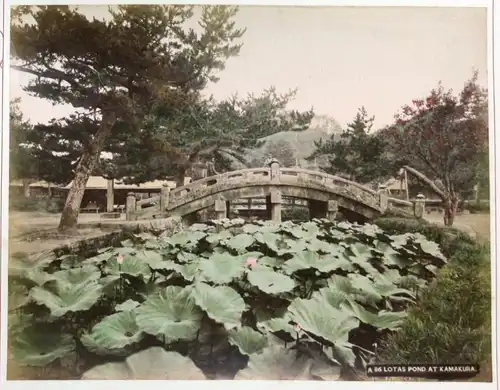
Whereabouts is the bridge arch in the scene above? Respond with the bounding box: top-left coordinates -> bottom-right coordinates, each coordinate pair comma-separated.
130,163 -> 410,223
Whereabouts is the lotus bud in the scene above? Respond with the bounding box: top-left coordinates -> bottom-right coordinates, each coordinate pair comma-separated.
245,257 -> 257,268
117,254 -> 124,265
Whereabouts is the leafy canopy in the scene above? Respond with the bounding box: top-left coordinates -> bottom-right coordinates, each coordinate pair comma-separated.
384,72 -> 488,199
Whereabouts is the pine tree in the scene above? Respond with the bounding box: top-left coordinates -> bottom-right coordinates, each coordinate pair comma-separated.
9,98 -> 39,197
308,107 -> 392,183
11,5 -> 246,230
97,88 -> 313,186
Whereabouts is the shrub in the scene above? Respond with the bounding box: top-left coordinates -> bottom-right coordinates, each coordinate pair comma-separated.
9,218 -> 449,380
374,217 -> 491,367
465,201 -> 490,214
9,196 -> 65,213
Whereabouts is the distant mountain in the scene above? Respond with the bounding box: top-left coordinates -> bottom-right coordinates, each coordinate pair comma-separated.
243,115 -> 343,169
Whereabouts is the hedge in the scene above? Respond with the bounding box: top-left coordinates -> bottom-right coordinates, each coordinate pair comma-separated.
374,217 -> 491,368
9,196 -> 65,213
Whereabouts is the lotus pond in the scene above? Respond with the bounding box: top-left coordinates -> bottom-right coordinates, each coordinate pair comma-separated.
8,218 -> 448,380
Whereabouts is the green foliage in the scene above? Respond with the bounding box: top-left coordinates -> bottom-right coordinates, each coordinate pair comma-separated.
384,72 -> 488,197
309,107 -> 394,183
465,201 -> 490,214
82,347 -> 206,380
9,99 -> 42,182
374,217 -> 491,365
10,219 -> 449,379
11,5 -> 248,227
105,88 -> 313,184
9,195 -> 65,213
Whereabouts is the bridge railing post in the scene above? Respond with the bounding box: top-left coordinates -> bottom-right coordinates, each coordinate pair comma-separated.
268,158 -> 281,182
126,192 -> 137,221
414,193 -> 426,219
377,184 -> 389,213
160,183 -> 170,212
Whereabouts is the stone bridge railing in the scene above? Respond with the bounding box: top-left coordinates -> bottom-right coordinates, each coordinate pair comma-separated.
125,162 -> 428,222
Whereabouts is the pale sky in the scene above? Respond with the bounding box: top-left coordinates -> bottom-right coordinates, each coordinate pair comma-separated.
9,5 -> 488,129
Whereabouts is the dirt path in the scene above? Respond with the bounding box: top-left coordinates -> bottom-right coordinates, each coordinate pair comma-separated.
8,211 -> 124,256
424,212 -> 491,241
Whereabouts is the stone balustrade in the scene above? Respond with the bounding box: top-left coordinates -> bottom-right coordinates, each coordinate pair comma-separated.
125,161 -> 426,222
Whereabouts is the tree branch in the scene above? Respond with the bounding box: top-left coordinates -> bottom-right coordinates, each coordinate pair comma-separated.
403,165 -> 447,200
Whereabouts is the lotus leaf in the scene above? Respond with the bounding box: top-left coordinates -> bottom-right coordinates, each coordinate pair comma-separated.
11,327 -> 76,366
205,230 -> 232,244
226,233 -> 256,252
115,299 -> 140,312
199,253 -> 245,284
413,234 -> 447,261
254,231 -> 281,253
189,223 -> 211,231
228,326 -> 268,355
246,265 -> 295,294
81,311 -> 144,355
29,280 -> 103,317
24,267 -> 55,287
283,249 -> 353,274
53,265 -> 101,288
346,243 -> 380,274
82,252 -> 114,266
134,249 -> 163,267
288,296 -> 359,345
341,300 -> 407,330
190,282 -> 245,329
242,224 -> 261,234
135,286 -> 203,343
105,255 -> 151,279
167,231 -> 206,247
235,344 -> 313,380
81,347 -> 206,380
178,261 -> 204,282
121,239 -> 135,247
135,232 -> 156,240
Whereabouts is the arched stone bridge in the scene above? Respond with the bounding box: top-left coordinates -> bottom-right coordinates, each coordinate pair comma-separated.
125,161 -> 421,223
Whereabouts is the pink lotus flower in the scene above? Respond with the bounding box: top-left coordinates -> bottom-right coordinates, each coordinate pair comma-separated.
294,323 -> 302,333
245,257 -> 257,268
117,254 -> 124,265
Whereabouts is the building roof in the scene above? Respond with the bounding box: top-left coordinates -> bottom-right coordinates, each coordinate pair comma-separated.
10,180 -> 54,188
63,176 -> 191,190
11,176 -> 192,190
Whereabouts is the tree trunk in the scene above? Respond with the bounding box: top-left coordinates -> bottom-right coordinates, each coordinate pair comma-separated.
175,170 -> 187,188
58,112 -> 117,231
475,182 -> 480,206
443,197 -> 459,226
22,179 -> 31,198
